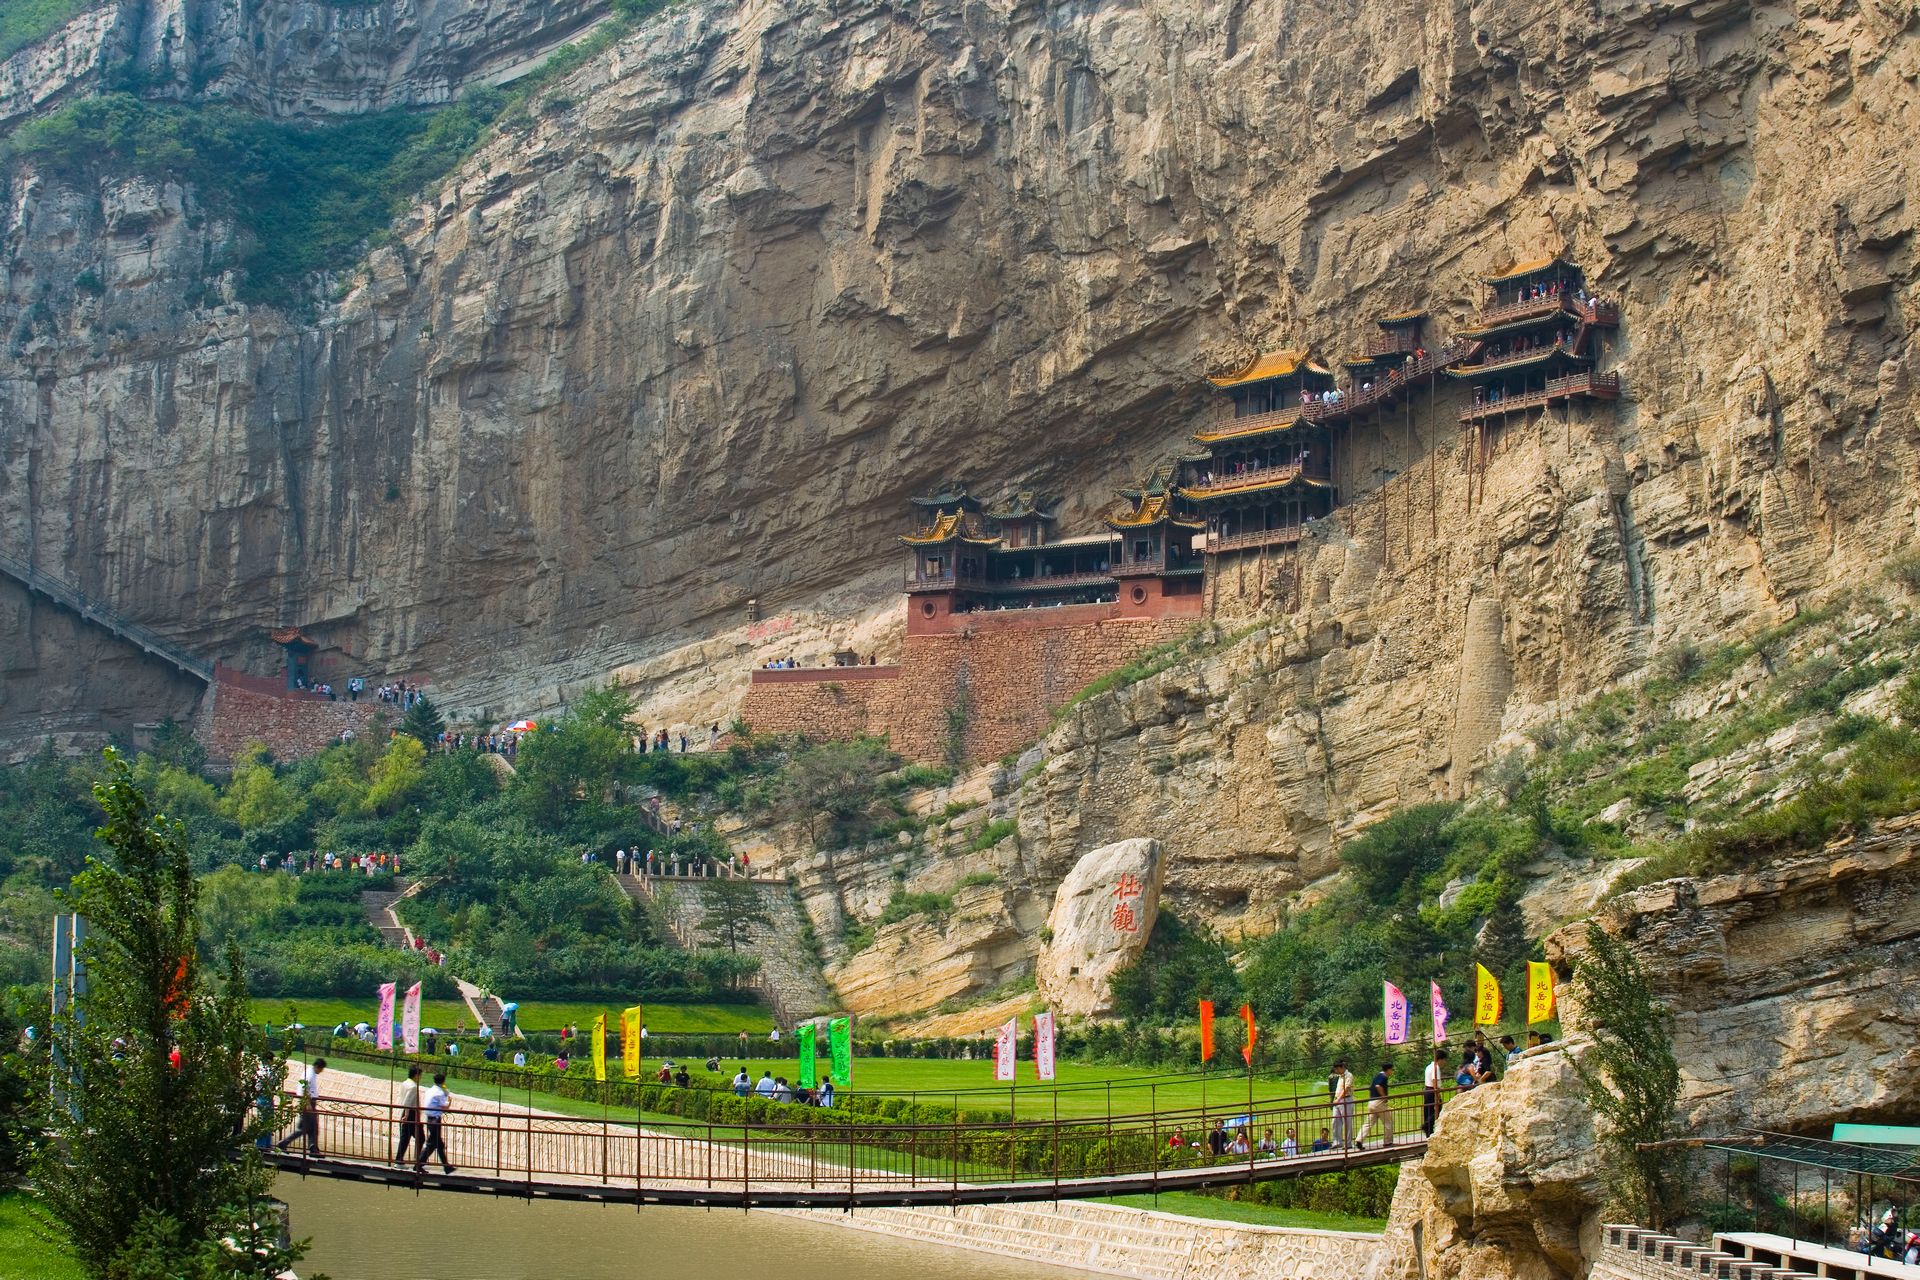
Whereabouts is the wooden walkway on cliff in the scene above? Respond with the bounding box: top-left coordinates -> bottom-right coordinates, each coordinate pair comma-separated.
263,1078 -> 1428,1208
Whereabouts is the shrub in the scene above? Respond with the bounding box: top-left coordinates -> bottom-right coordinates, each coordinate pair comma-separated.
969,819 -> 1017,851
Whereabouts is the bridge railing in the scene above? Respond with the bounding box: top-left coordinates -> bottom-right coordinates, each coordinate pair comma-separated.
273,1083 -> 1429,1199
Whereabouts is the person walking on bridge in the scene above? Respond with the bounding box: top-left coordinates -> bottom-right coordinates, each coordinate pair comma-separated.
1354,1061 -> 1395,1149
1327,1059 -> 1355,1148
276,1058 -> 327,1157
1423,1050 -> 1448,1137
394,1066 -> 423,1167
416,1072 -> 455,1175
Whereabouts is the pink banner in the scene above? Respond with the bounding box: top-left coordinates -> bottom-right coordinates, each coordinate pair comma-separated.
376,982 -> 396,1051
1430,980 -> 1450,1044
1384,981 -> 1409,1045
1033,1012 -> 1056,1081
994,1018 -> 1017,1082
402,981 -> 422,1055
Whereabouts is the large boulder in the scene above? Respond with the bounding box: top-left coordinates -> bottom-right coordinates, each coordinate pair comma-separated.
1036,838 -> 1162,1018
1378,1039 -> 1606,1280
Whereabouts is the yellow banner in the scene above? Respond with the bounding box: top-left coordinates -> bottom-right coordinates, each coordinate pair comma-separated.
622,1006 -> 643,1080
592,1013 -> 608,1082
1526,961 -> 1556,1024
1475,964 -> 1502,1025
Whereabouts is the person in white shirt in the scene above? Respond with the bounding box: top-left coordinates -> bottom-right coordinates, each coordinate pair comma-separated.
1281,1128 -> 1299,1157
276,1058 -> 326,1156
416,1072 -> 455,1174
1423,1050 -> 1449,1137
754,1072 -> 777,1098
394,1065 -> 423,1167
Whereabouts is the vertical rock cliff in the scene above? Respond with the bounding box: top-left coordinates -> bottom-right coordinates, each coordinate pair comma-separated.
1,0 -> 1915,761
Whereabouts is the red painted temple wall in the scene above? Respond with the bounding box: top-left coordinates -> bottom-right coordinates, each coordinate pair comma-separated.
200,664 -> 391,764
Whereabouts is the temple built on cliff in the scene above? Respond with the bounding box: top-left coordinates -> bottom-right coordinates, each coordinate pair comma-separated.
904,257 -> 1622,619
747,258 -> 1624,762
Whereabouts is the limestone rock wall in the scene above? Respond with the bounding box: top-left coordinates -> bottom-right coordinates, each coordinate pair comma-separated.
0,0 -> 614,129
5,0 -> 1918,769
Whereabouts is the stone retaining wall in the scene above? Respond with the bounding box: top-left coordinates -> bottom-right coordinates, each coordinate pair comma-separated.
740,615 -> 1192,764
787,1198 -> 1385,1280
200,665 -> 389,764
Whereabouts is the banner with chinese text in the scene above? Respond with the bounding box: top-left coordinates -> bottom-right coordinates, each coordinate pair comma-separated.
1033,1012 -> 1055,1080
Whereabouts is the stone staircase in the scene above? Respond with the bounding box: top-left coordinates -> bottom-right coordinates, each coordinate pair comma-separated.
617,873 -> 837,1029
360,888 -> 410,948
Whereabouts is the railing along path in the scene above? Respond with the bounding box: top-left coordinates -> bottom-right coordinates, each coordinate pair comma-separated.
263,1077 -> 1430,1208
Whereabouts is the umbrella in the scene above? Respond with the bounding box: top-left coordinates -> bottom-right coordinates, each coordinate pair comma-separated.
507,719 -> 537,732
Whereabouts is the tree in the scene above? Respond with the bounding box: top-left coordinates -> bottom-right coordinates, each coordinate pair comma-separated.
697,877 -> 772,958
219,750 -> 303,832
1476,886 -> 1530,976
1571,923 -> 1685,1228
35,751 -> 299,1278
400,695 -> 446,747
764,737 -> 897,844
363,735 -> 427,814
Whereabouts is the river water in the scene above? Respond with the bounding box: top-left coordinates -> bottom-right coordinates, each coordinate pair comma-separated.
279,1178 -> 1093,1280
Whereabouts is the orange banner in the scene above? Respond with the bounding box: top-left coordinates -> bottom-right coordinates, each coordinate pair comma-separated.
1240,1003 -> 1258,1066
1198,1000 -> 1215,1062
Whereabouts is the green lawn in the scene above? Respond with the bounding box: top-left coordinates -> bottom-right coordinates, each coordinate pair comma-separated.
250,996 -> 470,1031
1095,1191 -> 1386,1233
507,1000 -> 771,1034
0,1193 -> 82,1280
687,1056 -> 1328,1121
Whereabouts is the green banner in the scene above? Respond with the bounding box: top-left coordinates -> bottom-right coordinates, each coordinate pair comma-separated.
828,1016 -> 852,1087
798,1023 -> 816,1088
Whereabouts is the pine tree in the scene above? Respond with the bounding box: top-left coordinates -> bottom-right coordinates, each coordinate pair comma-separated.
400,694 -> 446,746
35,751 -> 299,1277
1477,888 -> 1530,975
698,877 -> 774,957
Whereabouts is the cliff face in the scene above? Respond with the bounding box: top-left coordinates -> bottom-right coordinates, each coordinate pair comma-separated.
0,0 -> 613,129
2,0 -> 1917,761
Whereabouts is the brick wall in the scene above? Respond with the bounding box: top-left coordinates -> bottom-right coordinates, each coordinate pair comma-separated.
739,613 -> 1193,764
200,664 -> 391,764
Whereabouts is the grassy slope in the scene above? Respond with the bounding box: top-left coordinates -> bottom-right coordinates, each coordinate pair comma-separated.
0,1193 -> 81,1280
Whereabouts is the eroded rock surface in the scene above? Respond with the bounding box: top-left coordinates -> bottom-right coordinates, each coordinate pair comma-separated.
3,0 -> 1917,767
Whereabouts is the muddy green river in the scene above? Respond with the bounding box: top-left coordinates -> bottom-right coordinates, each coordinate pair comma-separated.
280,1177 -> 1094,1280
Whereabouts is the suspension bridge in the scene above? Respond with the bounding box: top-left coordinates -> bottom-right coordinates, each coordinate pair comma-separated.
262,1072 -> 1429,1209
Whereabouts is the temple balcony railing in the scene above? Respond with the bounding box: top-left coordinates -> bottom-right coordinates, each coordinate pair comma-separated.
985,569 -> 1117,592
1112,555 -> 1203,577
1201,403 -> 1307,438
904,571 -> 986,591
1473,293 -> 1576,328
1459,371 -> 1621,422
1207,525 -> 1309,553
1364,330 -> 1416,357
1461,340 -> 1581,373
1181,460 -> 1331,499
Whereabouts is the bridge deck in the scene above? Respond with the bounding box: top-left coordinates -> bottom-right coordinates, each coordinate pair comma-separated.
264,1138 -> 1422,1207
262,1064 -> 1427,1209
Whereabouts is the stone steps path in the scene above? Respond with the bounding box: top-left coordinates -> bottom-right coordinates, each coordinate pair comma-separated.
616,873 -> 837,1028
362,883 -> 509,1036
360,888 -> 410,949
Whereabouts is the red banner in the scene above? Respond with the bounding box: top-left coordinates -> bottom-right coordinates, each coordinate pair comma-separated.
1198,1000 -> 1215,1062
1240,1003 -> 1258,1066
